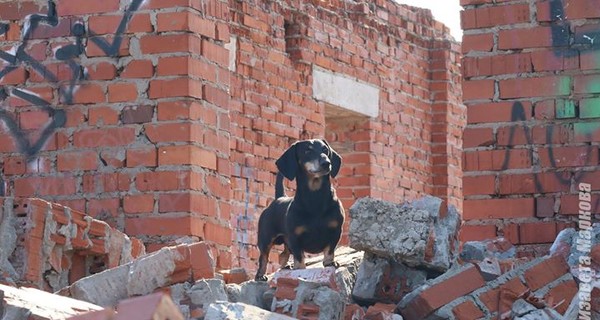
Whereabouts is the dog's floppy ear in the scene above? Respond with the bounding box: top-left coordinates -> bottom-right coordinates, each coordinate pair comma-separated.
322,139 -> 342,178
276,142 -> 298,180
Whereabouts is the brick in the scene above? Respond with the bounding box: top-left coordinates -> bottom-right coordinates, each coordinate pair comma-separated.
463,198 -> 534,220
461,33 -> 494,54
116,293 -> 184,320
126,148 -> 157,167
497,125 -> 531,146
57,0 -> 119,15
467,4 -> 529,29
63,84 -> 106,104
158,145 -> 217,170
399,265 -> 486,319
462,79 -> 494,101
123,194 -> 154,214
204,222 -> 232,246
125,216 -> 204,237
574,122 -> 600,142
73,128 -> 136,148
555,99 -> 576,119
140,34 -> 197,54
86,35 -> 130,57
467,101 -> 532,124
85,62 -> 117,80
121,60 -> 154,79
463,149 -> 531,172
202,40 -> 229,67
574,74 -> 600,94
580,98 -> 600,119
144,122 -> 202,143
479,277 -> 529,314
89,107 -> 120,126
188,242 -> 215,280
451,300 -> 485,320
581,49 -> 600,70
523,255 -> 569,291
559,194 -> 600,215
519,222 -> 557,245
499,173 -> 536,195
148,78 -> 203,99
544,279 -> 577,315
57,150 -> 99,171
135,171 -> 191,192
463,127 -> 494,148
499,76 -> 571,99
459,224 -> 497,242
121,105 -> 154,124
108,82 -> 138,103
531,49 -> 578,72
364,303 -> 396,320
88,14 -> 153,35
538,146 -> 599,168
270,267 -> 337,290
463,175 -> 495,196
498,26 -> 568,49
536,197 -> 556,218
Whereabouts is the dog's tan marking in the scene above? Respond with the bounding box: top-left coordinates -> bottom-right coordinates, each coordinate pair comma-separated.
294,225 -> 307,236
327,220 -> 339,228
308,177 -> 323,191
323,245 -> 334,266
279,246 -> 291,268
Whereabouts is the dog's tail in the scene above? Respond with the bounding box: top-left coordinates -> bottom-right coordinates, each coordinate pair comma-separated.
275,172 -> 285,198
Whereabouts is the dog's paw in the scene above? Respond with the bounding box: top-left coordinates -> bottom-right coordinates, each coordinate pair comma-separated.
323,261 -> 340,268
255,275 -> 268,282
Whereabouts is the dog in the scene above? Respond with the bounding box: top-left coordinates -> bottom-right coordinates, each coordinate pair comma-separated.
254,139 -> 344,281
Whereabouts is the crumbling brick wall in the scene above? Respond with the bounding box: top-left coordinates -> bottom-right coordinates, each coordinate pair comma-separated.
227,0 -> 464,272
0,0 -> 462,273
461,0 -> 599,255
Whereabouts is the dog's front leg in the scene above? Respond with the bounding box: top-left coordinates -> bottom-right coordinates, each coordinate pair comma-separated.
323,245 -> 340,268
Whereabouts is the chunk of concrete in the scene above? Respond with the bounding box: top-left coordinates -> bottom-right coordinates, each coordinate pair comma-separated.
549,225 -> 600,280
238,280 -> 270,309
65,242 -> 215,307
205,302 -> 295,320
271,279 -> 344,320
349,197 -> 459,271
352,253 -> 426,305
460,237 -> 516,263
188,279 -> 228,307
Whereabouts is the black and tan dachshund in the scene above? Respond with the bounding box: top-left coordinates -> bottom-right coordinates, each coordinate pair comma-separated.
255,139 -> 344,281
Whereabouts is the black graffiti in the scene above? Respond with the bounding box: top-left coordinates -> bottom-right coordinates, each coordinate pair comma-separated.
499,0 -> 600,208
0,0 -> 144,195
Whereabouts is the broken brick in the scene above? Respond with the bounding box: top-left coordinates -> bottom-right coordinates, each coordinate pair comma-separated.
451,300 -> 485,320
523,255 -> 569,291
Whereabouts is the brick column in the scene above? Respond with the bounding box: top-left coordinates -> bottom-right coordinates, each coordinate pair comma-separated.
461,0 -> 599,255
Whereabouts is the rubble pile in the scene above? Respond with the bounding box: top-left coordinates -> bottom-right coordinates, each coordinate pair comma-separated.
1,196 -> 599,319
0,197 -> 145,291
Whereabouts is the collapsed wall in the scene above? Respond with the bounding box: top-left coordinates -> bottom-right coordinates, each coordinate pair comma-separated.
0,197 -> 144,291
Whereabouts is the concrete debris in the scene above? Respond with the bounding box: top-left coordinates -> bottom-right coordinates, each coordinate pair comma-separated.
62,242 -> 215,307
188,279 -> 228,307
205,302 -> 295,320
352,253 -> 427,305
271,278 -> 344,320
349,196 -> 459,272
460,237 -> 516,263
0,283 -> 102,319
1,197 -> 598,320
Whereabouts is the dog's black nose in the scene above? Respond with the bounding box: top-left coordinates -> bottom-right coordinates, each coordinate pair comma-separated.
321,161 -> 331,170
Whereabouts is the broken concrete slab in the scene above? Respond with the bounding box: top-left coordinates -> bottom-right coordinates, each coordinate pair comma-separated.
1,283 -> 102,319
349,197 -> 459,272
205,301 -> 295,320
63,242 -> 215,307
352,253 -> 427,305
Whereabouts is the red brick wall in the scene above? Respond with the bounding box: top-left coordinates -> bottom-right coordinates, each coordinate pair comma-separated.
0,0 -> 462,273
461,0 -> 599,256
0,0 -> 233,268
227,0 -> 463,272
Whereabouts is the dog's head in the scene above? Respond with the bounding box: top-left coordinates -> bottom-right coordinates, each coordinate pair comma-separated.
276,139 -> 342,180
